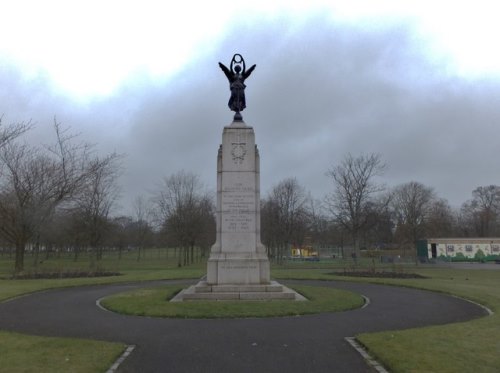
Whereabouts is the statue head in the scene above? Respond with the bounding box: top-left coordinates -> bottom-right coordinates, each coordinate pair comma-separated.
230,54 -> 245,75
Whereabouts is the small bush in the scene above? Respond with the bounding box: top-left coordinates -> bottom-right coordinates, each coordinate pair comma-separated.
11,269 -> 121,280
451,252 -> 470,262
475,249 -> 485,262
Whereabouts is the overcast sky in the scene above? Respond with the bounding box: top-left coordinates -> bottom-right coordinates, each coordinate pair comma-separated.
1,1 -> 500,215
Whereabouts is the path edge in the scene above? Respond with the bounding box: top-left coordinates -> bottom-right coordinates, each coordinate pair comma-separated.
106,344 -> 136,373
451,294 -> 494,316
345,337 -> 389,373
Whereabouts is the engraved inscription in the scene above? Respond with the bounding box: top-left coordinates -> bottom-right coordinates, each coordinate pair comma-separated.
222,182 -> 255,232
220,264 -> 258,270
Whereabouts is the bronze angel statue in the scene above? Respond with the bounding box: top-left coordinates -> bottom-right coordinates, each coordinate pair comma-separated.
219,54 -> 256,120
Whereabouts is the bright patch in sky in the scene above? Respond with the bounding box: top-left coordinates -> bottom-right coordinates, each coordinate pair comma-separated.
1,0 -> 499,99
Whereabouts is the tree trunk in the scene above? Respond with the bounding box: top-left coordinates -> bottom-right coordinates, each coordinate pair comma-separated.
33,240 -> 40,269
352,231 -> 360,257
89,246 -> 96,270
14,241 -> 26,274
177,247 -> 182,267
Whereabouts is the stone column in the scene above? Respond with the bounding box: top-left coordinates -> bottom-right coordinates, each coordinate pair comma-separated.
207,120 -> 270,285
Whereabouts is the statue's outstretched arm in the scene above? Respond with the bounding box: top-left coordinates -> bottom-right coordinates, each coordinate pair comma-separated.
243,64 -> 256,80
218,62 -> 232,81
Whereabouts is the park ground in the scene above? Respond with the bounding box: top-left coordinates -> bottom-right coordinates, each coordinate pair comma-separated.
0,248 -> 499,372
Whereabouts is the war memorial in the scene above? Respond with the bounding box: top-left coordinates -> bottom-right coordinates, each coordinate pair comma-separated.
173,54 -> 304,301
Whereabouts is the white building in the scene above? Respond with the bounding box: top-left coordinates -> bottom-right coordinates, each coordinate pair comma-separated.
426,238 -> 500,259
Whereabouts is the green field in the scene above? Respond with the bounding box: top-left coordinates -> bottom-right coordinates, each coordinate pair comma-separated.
0,248 -> 205,301
1,250 -> 499,372
0,331 -> 124,373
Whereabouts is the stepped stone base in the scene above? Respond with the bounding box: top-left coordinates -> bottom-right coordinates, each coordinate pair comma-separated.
170,280 -> 307,302
207,254 -> 270,285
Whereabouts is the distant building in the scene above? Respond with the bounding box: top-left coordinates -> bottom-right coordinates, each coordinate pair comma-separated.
290,245 -> 317,258
422,238 -> 500,259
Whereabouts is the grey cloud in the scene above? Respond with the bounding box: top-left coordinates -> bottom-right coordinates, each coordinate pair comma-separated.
1,15 -> 499,214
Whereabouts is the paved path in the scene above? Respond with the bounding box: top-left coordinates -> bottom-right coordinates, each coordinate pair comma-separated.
0,280 -> 488,372
433,262 -> 500,270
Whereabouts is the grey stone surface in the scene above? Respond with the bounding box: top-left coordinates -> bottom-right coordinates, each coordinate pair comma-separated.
175,119 -> 297,301
171,281 -> 306,302
207,120 -> 270,286
239,292 -> 296,300
181,291 -> 240,301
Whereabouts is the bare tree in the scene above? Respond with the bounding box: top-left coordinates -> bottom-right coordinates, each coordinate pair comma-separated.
362,195 -> 394,250
71,153 -> 122,267
0,117 -> 32,149
0,121 -> 95,274
261,178 -> 309,263
325,153 -> 386,255
460,185 -> 500,237
305,197 -> 331,249
152,171 -> 215,266
195,195 -> 217,261
261,199 -> 280,259
132,195 -> 154,261
390,181 -> 435,258
426,198 -> 456,237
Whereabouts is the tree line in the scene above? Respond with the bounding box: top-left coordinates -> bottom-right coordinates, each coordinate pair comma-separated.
261,153 -> 500,261
0,119 -> 215,275
1,119 -> 499,274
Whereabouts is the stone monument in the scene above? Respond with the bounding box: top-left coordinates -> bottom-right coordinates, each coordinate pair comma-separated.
206,121 -> 270,285
172,55 -> 304,301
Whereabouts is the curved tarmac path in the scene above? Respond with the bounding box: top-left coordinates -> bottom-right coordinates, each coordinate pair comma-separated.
0,280 -> 488,372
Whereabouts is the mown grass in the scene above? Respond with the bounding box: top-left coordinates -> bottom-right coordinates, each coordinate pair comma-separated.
0,330 -> 124,373
100,284 -> 364,318
274,266 -> 500,373
0,268 -> 204,303
0,248 -> 205,302
0,247 -> 205,274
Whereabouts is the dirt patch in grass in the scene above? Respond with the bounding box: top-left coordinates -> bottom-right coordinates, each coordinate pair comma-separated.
334,271 -> 427,279
10,270 -> 122,280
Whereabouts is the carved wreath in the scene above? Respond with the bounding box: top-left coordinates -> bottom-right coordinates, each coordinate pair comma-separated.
231,143 -> 247,164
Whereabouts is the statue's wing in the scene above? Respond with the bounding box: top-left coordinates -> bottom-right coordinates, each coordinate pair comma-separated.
243,64 -> 256,80
218,62 -> 232,80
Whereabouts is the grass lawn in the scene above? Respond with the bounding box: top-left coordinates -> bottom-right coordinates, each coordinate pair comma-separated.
0,248 -> 206,302
100,284 -> 364,318
0,330 -> 124,373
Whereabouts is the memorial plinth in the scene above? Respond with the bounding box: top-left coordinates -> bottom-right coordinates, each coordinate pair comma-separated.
207,120 -> 270,285
172,120 -> 305,302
